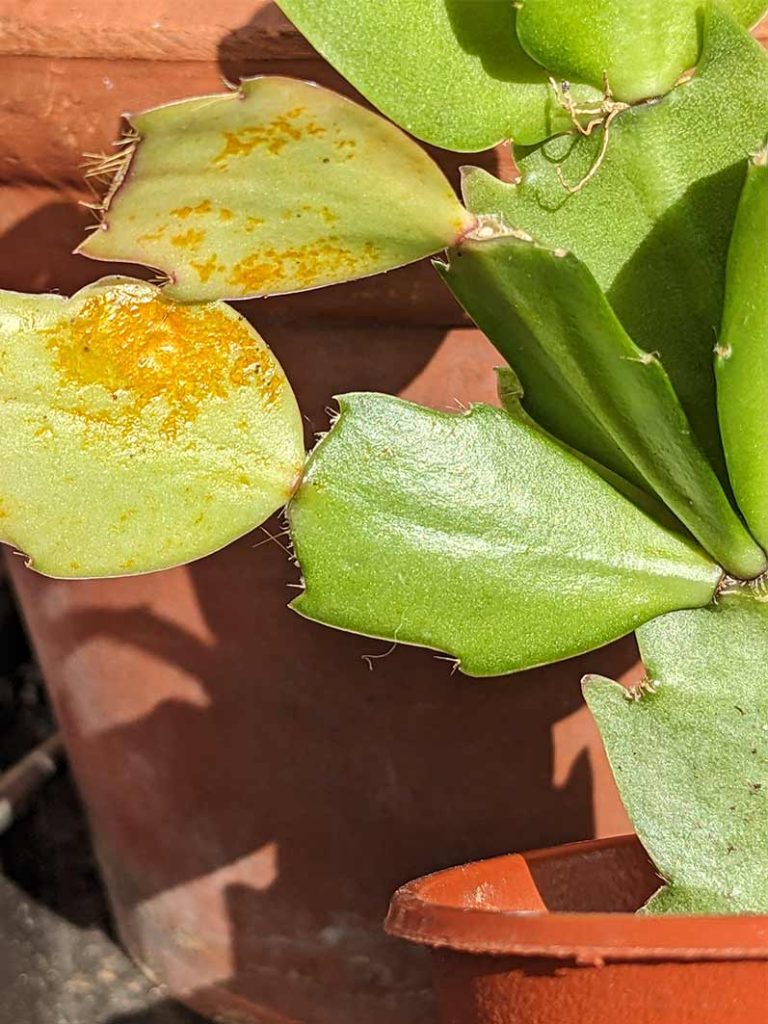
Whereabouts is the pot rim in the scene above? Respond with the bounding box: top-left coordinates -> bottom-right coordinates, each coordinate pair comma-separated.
385,835 -> 768,963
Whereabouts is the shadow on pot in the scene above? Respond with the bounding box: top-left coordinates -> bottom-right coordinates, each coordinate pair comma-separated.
22,533 -> 637,1021
105,1002 -> 208,1024
0,198 -> 151,296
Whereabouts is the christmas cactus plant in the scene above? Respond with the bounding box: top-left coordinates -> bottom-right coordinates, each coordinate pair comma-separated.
1,1 -> 767,914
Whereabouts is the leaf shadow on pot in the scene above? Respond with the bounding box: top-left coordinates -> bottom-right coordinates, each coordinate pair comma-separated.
105,1003 -> 208,1024
0,198 -> 152,296
10,520 -> 639,1022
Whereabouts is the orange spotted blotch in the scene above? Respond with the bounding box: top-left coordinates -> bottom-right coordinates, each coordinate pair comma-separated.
0,278 -> 304,577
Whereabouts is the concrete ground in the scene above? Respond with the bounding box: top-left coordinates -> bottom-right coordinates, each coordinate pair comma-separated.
0,574 -> 207,1024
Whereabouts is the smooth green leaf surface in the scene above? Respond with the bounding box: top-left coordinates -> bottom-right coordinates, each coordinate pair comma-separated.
0,279 -> 304,578
276,0 -> 600,151
77,77 -> 474,301
493,365 -> 684,531
517,0 -> 767,103
463,6 -> 768,481
445,239 -> 642,490
717,151 -> 768,551
585,591 -> 768,914
440,236 -> 767,579
288,393 -> 720,677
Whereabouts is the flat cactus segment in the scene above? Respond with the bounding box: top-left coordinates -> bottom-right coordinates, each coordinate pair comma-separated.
716,151 -> 768,550
77,78 -> 474,301
493,366 -> 682,531
734,0 -> 768,24
585,591 -> 768,914
276,0 -> 600,152
443,239 -> 645,491
440,235 -> 767,579
287,394 -> 720,677
0,279 -> 304,577
463,6 -> 768,484
516,0 -> 767,104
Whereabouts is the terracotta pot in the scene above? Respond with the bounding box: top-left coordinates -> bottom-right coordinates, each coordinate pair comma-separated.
386,834 -> 768,1023
3,3 -> 638,1023
4,339 -> 634,1023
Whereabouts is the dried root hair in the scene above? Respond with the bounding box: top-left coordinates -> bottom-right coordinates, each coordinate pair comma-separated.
80,125 -> 140,221
549,73 -> 629,194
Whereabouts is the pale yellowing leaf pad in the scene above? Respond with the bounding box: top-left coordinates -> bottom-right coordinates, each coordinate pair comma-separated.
78,78 -> 475,301
0,278 -> 304,577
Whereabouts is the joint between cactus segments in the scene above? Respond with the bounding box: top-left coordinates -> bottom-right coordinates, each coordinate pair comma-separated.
717,571 -> 768,602
461,214 -> 534,245
624,677 -> 660,702
624,349 -> 660,366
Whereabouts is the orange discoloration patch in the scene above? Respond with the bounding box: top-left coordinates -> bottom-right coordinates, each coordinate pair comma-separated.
214,109 -> 327,166
334,138 -> 357,158
137,225 -> 166,243
227,237 -> 381,294
170,228 -> 205,249
46,284 -> 282,439
281,204 -> 338,224
219,208 -> 235,222
190,255 -> 224,282
245,216 -> 265,232
171,200 -> 213,219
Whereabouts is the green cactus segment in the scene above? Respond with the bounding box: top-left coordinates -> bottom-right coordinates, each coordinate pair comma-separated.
77,78 -> 474,302
733,0 -> 768,24
493,367 -> 683,532
288,393 -> 720,677
0,279 -> 304,578
441,236 -> 767,579
516,0 -> 767,104
717,152 -> 768,552
276,0 -> 600,152
447,243 -> 644,492
585,591 -> 768,914
445,242 -> 642,492
463,5 -> 768,484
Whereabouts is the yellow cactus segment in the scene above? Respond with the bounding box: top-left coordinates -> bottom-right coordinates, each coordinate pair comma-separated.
77,77 -> 474,301
0,279 -> 305,578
